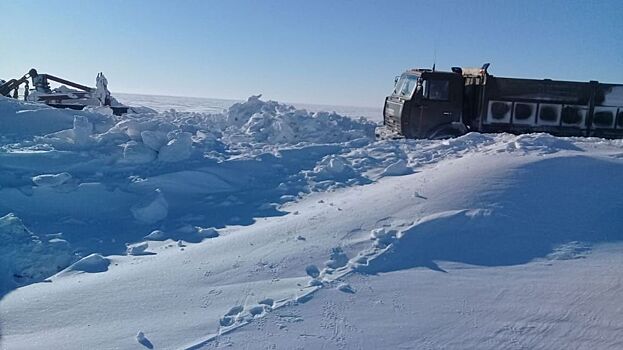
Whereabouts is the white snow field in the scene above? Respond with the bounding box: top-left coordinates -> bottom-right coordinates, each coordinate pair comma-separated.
1,94 -> 622,350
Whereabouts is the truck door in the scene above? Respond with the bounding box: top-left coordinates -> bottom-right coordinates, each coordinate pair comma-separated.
417,75 -> 464,138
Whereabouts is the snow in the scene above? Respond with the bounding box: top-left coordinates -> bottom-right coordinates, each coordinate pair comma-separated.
60,253 -> 110,274
1,94 -> 622,349
32,172 -> 72,187
130,189 -> 169,224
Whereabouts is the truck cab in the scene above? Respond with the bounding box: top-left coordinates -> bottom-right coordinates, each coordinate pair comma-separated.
383,68 -> 466,139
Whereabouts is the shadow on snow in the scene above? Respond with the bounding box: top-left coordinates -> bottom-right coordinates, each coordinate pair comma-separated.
361,155 -> 623,274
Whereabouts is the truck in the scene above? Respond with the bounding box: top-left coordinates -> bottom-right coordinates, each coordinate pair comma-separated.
379,64 -> 623,140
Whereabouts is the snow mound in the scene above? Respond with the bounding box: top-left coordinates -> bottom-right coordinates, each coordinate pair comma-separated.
505,133 -> 584,153
0,213 -> 76,293
224,95 -> 376,145
380,159 -> 412,176
309,155 -> 356,181
60,253 -> 110,274
126,241 -> 150,256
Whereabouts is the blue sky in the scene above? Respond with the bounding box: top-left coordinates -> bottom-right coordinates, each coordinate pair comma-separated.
1,0 -> 622,107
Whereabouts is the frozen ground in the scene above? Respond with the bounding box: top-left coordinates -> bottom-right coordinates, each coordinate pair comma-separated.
0,95 -> 622,349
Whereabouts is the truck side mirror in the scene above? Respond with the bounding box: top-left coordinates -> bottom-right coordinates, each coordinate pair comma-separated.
394,76 -> 400,85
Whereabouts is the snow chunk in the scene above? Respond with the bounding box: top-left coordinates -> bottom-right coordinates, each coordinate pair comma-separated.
140,130 -> 168,151
0,213 -> 75,292
122,141 -> 157,164
508,133 -> 583,154
546,241 -> 591,260
62,253 -> 110,274
381,159 -> 412,177
36,115 -> 95,149
32,172 -> 72,187
72,115 -> 94,144
158,132 -> 193,162
131,189 -> 168,224
126,242 -> 149,256
370,228 -> 397,247
144,230 -> 167,241
310,155 -> 356,182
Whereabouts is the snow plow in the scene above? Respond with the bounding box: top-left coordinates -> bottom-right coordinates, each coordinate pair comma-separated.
379,64 -> 623,139
0,68 -> 129,116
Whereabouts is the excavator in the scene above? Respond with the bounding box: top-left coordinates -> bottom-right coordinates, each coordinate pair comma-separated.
0,68 -> 129,115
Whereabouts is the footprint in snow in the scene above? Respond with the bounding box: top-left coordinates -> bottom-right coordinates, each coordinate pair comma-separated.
220,305 -> 243,327
305,265 -> 320,278
259,298 -> 275,308
225,305 -> 244,316
248,304 -> 269,317
308,278 -> 323,287
337,282 -> 355,294
219,316 -> 235,327
136,331 -> 154,349
325,247 -> 348,269
220,300 -> 275,328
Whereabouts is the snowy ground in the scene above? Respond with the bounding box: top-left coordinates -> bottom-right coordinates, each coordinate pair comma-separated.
1,94 -> 622,349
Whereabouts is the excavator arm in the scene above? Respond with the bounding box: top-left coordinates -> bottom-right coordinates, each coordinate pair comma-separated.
0,74 -> 30,97
42,74 -> 94,92
1,68 -> 94,98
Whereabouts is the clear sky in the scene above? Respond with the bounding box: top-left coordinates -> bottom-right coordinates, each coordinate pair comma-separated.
1,0 -> 622,107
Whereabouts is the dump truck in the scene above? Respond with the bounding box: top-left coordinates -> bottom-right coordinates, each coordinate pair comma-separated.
378,64 -> 623,139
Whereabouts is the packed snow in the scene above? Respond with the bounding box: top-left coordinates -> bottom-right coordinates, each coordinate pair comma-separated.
1,94 -> 622,349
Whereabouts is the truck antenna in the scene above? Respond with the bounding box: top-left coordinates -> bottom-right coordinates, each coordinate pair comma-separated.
432,33 -> 439,72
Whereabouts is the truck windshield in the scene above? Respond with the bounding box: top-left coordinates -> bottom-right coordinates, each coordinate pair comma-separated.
392,74 -> 419,99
